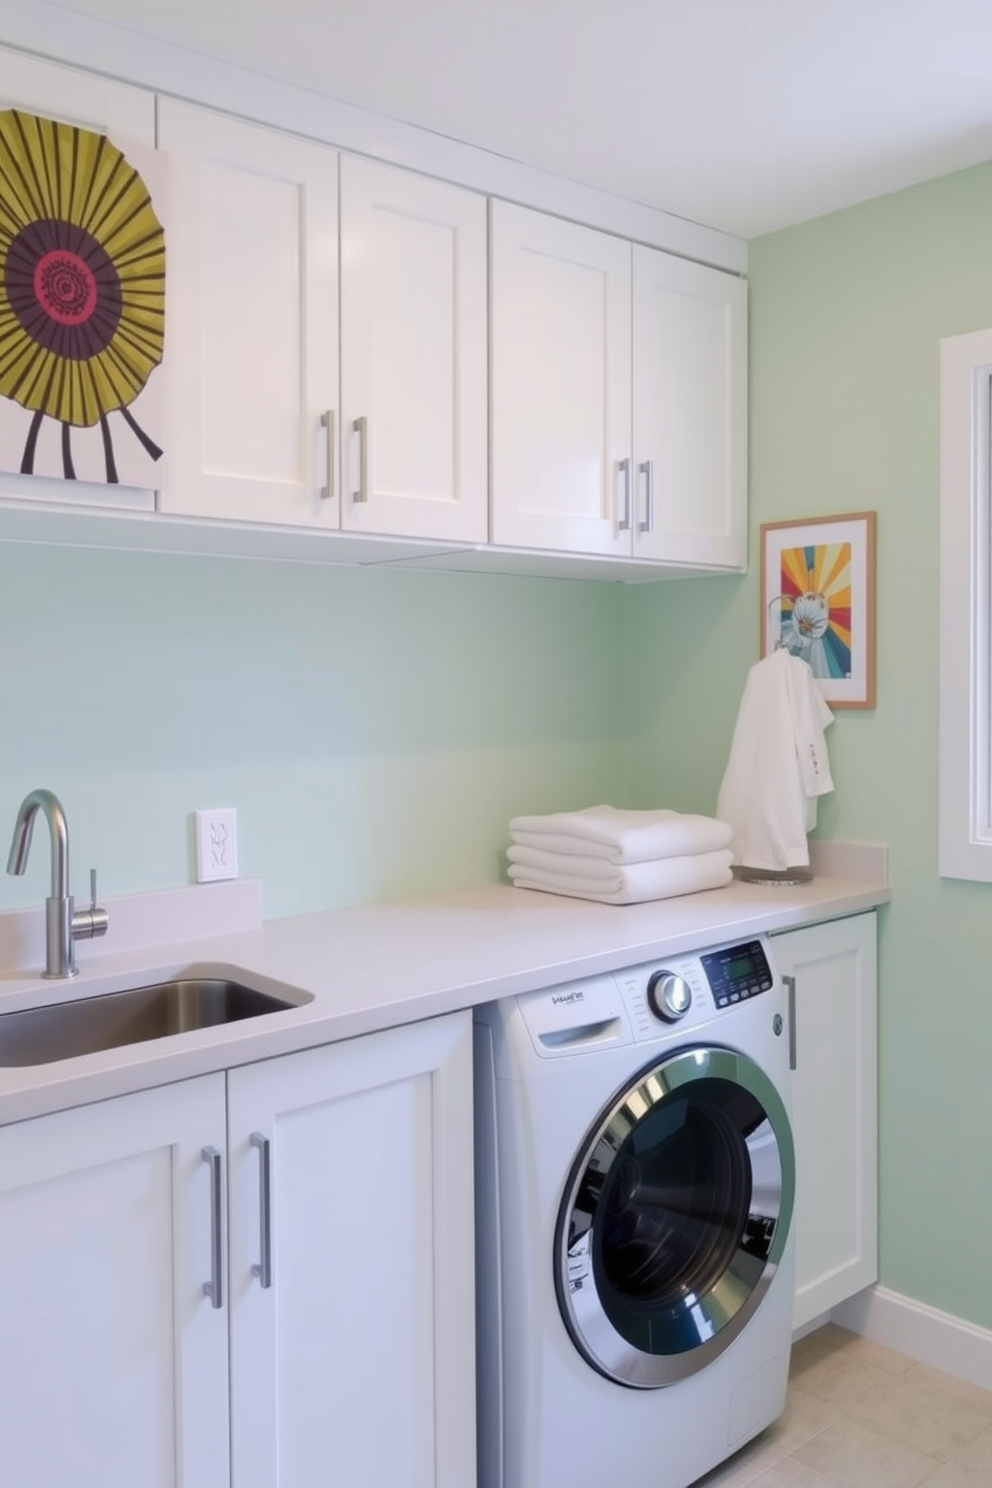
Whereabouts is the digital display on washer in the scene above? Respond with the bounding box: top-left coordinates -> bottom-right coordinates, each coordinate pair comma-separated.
701,940 -> 773,1008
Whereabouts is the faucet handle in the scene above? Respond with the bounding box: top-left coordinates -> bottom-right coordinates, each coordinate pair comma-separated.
71,869 -> 109,944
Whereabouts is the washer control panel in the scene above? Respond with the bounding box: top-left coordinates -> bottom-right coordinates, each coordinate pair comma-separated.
512,935 -> 778,1057
699,939 -> 774,1008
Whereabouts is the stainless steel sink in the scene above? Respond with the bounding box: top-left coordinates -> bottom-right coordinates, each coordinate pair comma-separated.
0,977 -> 305,1067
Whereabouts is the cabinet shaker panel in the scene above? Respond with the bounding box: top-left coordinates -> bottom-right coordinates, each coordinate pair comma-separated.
490,200 -> 632,556
340,155 -> 488,541
158,98 -> 339,527
633,246 -> 746,569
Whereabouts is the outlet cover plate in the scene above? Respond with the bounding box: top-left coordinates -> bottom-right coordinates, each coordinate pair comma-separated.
195,808 -> 238,883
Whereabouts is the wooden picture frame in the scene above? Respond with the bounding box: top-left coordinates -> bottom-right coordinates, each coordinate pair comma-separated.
760,511 -> 876,709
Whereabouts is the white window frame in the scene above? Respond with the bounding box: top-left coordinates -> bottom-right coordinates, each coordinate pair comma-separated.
939,326 -> 992,880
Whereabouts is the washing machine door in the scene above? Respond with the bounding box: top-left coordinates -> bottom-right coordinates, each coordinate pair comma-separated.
554,1044 -> 795,1388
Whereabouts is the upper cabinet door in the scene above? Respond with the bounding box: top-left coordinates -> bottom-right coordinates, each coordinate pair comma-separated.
339,156 -> 488,542
490,202 -> 632,556
0,45 -> 154,139
632,247 -> 747,570
158,99 -> 339,526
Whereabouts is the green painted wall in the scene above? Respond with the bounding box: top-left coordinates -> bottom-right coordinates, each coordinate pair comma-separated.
0,545 -> 625,918
626,159 -> 992,1328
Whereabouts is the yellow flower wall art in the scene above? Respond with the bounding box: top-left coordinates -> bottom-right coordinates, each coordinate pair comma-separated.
0,108 -> 165,487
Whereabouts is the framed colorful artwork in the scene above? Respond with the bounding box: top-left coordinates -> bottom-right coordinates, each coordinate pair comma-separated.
760,510 -> 877,709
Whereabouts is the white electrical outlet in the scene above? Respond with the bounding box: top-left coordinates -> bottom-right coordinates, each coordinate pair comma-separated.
195,808 -> 238,883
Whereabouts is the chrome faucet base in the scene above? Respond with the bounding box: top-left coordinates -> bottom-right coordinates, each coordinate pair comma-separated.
43,895 -> 79,979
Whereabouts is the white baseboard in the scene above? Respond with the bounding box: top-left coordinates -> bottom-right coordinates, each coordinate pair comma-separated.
832,1285 -> 992,1391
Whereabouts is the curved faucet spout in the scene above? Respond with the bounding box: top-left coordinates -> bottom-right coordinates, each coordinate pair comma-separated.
6,788 -> 106,979
7,788 -> 69,900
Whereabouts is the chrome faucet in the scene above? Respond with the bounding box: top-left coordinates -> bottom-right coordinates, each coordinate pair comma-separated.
6,788 -> 109,979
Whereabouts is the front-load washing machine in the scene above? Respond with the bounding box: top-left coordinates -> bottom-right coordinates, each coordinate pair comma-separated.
473,934 -> 795,1488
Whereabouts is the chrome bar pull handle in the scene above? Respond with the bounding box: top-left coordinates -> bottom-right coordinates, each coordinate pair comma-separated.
202,1146 -> 223,1309
784,975 -> 797,1070
352,415 -> 368,503
638,459 -> 655,533
320,410 -> 335,500
617,457 -> 632,532
250,1132 -> 273,1289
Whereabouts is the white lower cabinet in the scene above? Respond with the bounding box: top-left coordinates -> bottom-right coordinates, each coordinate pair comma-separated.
227,1012 -> 476,1488
0,1011 -> 475,1488
773,913 -> 878,1331
0,1073 -> 230,1488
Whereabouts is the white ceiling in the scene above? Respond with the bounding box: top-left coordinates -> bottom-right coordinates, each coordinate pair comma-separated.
42,0 -> 992,238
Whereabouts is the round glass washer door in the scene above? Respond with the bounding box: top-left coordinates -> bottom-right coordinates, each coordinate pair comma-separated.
554,1044 -> 795,1389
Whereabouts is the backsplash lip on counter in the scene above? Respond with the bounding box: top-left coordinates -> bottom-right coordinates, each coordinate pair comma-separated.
0,847 -> 889,1128
807,838 -> 887,883
0,877 -> 262,979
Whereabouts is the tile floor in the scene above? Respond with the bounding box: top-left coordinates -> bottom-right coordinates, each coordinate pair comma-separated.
694,1323 -> 992,1487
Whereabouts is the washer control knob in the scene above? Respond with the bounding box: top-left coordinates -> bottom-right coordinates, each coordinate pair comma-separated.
646,970 -> 692,1022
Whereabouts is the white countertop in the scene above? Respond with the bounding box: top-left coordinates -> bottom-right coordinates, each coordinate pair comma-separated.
0,865 -> 889,1126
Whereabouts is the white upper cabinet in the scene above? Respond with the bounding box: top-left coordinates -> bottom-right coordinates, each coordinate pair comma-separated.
490,202 -> 633,556
157,98 -> 340,527
632,246 -> 746,568
0,43 -> 749,576
340,156 -> 488,542
490,201 -> 746,569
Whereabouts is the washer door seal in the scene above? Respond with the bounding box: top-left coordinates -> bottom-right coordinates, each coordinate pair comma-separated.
554,1044 -> 795,1388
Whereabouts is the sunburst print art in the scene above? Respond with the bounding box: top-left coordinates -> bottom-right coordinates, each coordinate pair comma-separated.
0,107 -> 166,487
777,539 -> 852,680
760,511 -> 876,709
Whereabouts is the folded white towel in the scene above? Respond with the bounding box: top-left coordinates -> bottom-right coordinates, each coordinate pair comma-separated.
506,849 -> 734,905
508,806 -> 732,865
507,844 -> 637,879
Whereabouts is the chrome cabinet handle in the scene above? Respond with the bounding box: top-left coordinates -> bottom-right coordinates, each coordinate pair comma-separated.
617,457 -> 632,532
320,410 -> 335,500
250,1132 -> 273,1289
784,975 -> 797,1070
202,1146 -> 223,1309
352,415 -> 368,503
638,459 -> 655,533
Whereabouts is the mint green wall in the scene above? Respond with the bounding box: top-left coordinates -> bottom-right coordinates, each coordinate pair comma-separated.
626,160 -> 992,1328
0,545 -> 625,918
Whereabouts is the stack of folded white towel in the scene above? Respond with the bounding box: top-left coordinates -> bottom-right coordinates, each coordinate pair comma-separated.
506,805 -> 734,906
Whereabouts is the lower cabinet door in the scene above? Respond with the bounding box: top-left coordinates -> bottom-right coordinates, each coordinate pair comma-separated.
774,912 -> 878,1330
0,1073 -> 229,1488
227,1011 -> 476,1488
